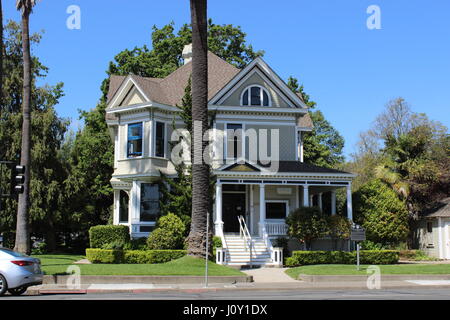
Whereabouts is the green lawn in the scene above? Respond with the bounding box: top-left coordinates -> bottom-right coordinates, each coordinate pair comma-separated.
286,264 -> 450,279
35,254 -> 244,276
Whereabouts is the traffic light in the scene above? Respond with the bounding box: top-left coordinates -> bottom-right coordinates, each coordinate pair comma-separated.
11,165 -> 25,194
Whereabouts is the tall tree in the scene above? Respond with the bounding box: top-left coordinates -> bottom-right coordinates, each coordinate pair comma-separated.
15,0 -> 38,254
186,0 -> 210,258
287,76 -> 345,168
0,0 -> 3,111
0,21 -> 67,251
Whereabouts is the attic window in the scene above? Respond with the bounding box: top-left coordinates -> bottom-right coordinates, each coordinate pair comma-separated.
241,86 -> 270,107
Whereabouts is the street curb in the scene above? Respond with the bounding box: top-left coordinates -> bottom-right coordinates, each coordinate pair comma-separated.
43,274 -> 253,285
24,282 -> 450,296
297,274 -> 450,282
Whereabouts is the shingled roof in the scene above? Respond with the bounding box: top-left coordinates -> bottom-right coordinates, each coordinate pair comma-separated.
423,198 -> 450,218
107,51 -> 240,107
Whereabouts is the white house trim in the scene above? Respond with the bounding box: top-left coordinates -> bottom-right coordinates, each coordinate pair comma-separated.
108,76 -> 152,109
209,57 -> 308,109
239,84 -> 273,107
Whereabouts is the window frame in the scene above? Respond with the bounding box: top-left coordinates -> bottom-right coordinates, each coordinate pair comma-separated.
127,122 -> 144,158
139,183 -> 160,223
240,85 -> 272,107
265,200 -> 289,221
153,120 -> 167,158
118,190 -> 129,223
225,123 -> 244,160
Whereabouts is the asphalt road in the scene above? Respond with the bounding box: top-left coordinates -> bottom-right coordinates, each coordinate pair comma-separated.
5,287 -> 450,300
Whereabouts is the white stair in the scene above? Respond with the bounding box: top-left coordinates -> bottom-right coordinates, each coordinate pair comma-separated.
223,234 -> 272,266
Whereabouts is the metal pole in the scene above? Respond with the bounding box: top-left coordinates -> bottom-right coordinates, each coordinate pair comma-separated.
356,242 -> 360,271
205,211 -> 209,288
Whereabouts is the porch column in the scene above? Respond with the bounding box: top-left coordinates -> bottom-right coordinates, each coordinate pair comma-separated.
318,193 -> 323,211
331,190 -> 337,215
258,184 -> 266,237
346,183 -> 353,221
309,195 -> 314,207
303,185 -> 309,207
250,184 -> 254,235
214,183 -> 224,237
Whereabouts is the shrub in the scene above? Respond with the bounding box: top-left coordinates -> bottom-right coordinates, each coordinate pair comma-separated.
89,225 -> 130,249
212,236 -> 222,248
286,207 -> 329,250
86,249 -> 124,264
399,250 -> 436,261
123,250 -> 186,264
85,248 -> 186,264
101,240 -> 127,250
360,240 -> 386,251
147,213 -> 186,250
285,250 -> 399,267
123,237 -> 148,250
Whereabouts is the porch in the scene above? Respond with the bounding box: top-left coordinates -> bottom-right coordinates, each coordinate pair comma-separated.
213,176 -> 354,266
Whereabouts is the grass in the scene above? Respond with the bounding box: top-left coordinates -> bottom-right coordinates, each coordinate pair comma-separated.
286,264 -> 450,279
35,254 -> 244,276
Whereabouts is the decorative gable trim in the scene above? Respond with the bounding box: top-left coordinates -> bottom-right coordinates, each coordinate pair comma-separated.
209,57 -> 308,109
107,76 -> 152,109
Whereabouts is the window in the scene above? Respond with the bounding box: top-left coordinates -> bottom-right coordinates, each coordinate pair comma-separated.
155,121 -> 165,158
226,123 -> 243,159
127,123 -> 143,157
427,221 -> 433,233
266,201 -> 288,220
140,183 -> 160,222
119,191 -> 129,223
241,86 -> 270,106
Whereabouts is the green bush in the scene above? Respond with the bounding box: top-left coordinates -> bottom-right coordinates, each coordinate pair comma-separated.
86,249 -> 124,264
123,250 -> 186,264
147,213 -> 186,250
212,236 -> 222,248
285,250 -> 399,267
89,225 -> 130,249
85,248 -> 186,264
123,237 -> 148,250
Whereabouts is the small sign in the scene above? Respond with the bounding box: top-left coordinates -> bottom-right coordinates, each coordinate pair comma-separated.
351,228 -> 366,241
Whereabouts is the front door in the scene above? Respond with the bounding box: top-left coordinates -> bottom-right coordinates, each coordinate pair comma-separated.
223,193 -> 246,233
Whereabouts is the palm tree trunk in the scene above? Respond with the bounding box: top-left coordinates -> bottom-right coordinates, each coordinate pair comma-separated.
186,0 -> 210,258
14,8 -> 32,255
0,0 -> 3,113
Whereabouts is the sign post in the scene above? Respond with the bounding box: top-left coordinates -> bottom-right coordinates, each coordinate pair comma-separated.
351,224 -> 366,271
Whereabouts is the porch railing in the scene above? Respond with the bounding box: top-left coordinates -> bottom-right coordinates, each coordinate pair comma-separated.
265,222 -> 288,236
238,215 -> 253,267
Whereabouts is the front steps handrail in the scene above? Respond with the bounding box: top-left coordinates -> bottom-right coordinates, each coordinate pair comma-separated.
238,215 -> 253,268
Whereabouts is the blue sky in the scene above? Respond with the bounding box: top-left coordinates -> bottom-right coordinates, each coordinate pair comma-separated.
3,0 -> 450,159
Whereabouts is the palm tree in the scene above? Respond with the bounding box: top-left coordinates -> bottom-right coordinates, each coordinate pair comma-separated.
0,0 -> 3,112
14,0 -> 37,254
186,0 -> 210,258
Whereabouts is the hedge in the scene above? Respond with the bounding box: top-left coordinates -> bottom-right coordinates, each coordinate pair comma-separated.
89,225 -> 130,249
86,249 -> 186,264
285,250 -> 399,267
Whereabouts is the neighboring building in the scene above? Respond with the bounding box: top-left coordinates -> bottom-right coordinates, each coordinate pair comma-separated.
105,45 -> 355,266
416,198 -> 450,259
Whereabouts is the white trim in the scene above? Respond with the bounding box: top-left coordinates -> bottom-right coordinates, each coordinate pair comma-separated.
216,119 -> 296,126
209,105 -> 307,115
438,217 -> 444,259
215,170 -> 356,179
209,57 -> 308,109
108,76 -> 152,109
126,121 -> 145,159
152,120 -> 168,159
240,84 -> 272,107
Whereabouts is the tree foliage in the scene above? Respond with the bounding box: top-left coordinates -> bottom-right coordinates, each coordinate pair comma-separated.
287,76 -> 345,168
353,179 -> 409,245
286,206 -> 329,250
0,21 -> 68,251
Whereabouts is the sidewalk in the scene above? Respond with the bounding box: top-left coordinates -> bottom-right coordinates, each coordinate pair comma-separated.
23,268 -> 450,296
